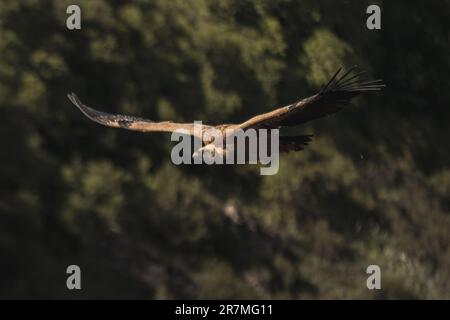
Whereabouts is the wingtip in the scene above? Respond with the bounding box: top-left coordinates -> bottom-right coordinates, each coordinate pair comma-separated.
322,67 -> 343,92
66,92 -> 101,123
67,93 -> 74,103
67,92 -> 82,107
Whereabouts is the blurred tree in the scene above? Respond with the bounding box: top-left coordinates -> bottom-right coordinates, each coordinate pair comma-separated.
0,0 -> 449,299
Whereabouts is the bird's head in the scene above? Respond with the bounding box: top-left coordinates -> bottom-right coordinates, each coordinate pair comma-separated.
192,144 -> 224,163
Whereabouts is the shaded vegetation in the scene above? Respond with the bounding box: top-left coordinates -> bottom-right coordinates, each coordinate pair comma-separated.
0,0 -> 449,299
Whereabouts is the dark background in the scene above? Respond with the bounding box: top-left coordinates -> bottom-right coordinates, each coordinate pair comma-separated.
0,0 -> 449,299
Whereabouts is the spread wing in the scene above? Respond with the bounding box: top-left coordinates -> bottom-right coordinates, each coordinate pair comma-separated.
236,67 -> 385,130
67,93 -> 210,138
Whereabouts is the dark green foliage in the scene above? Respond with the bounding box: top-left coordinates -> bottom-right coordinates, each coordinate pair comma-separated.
0,0 -> 449,298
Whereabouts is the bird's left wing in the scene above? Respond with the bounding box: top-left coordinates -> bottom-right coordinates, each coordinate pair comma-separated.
235,67 -> 385,130
68,93 -> 210,139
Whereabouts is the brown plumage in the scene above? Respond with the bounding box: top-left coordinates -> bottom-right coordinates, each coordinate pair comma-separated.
68,67 -> 384,156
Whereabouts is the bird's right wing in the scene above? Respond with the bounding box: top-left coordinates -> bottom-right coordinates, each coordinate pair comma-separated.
68,93 -> 210,139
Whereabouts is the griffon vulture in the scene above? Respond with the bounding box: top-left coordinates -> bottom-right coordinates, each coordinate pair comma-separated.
67,67 -> 384,161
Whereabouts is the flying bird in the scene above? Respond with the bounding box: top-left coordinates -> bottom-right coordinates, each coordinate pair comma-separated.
68,67 -> 384,161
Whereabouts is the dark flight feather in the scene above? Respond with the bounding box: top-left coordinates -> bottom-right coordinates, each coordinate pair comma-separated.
237,67 -> 385,130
